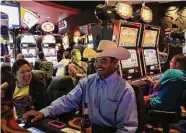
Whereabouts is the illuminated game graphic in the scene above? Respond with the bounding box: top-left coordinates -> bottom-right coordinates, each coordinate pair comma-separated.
119,27 -> 138,47
144,49 -> 157,65
28,49 -> 36,56
22,49 -> 27,54
21,35 -> 36,44
49,48 -> 55,56
42,35 -> 56,44
121,49 -> 138,68
43,48 -> 49,57
143,30 -> 158,47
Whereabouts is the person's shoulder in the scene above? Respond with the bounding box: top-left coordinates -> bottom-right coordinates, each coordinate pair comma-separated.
79,73 -> 97,83
164,69 -> 183,74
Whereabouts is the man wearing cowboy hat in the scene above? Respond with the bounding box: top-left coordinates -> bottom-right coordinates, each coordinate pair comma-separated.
23,40 -> 138,133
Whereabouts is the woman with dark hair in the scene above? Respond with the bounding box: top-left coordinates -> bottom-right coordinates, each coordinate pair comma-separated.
1,63 -> 13,101
67,49 -> 87,84
12,59 -> 47,120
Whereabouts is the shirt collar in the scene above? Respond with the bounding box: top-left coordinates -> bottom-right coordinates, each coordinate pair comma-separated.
96,71 -> 118,85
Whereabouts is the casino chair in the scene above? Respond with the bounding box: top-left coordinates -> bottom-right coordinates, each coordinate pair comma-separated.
129,82 -> 146,133
147,84 -> 186,133
46,76 -> 75,105
46,76 -> 76,122
32,70 -> 47,87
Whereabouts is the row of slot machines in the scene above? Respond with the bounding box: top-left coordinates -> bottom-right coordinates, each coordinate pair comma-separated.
78,21 -> 163,93
9,34 -> 58,66
115,21 -> 162,88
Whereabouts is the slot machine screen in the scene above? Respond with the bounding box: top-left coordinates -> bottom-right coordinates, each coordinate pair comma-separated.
121,49 -> 138,68
49,48 -> 55,56
119,27 -> 138,47
142,30 -> 158,47
1,3 -> 21,28
22,49 -> 27,54
43,48 -> 49,57
28,49 -> 36,57
143,49 -> 158,65
21,35 -> 36,44
42,35 -> 56,44
183,45 -> 186,56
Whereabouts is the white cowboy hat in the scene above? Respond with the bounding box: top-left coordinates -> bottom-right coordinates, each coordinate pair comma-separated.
83,40 -> 130,60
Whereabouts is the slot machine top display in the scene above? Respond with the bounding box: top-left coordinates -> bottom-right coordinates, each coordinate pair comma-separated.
118,21 -> 143,79
20,34 -> 37,58
118,21 -> 142,48
141,24 -> 160,48
141,24 -> 161,76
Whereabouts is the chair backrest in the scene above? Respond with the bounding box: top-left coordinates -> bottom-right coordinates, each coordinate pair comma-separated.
32,70 -> 47,87
181,88 -> 186,109
39,61 -> 54,79
130,82 -> 146,133
47,76 -> 75,105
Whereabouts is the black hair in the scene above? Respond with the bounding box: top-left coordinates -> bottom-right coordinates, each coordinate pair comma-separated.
173,54 -> 186,70
12,59 -> 31,78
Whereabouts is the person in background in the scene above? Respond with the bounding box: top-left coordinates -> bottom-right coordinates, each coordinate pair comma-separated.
23,40 -> 138,133
54,50 -> 71,77
12,59 -> 47,120
16,53 -> 24,60
34,51 -> 46,70
57,45 -> 64,62
144,54 -> 186,111
68,49 -> 87,84
1,54 -> 13,101
1,63 -> 13,101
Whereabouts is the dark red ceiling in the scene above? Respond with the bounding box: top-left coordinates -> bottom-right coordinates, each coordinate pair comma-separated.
20,1 -> 80,25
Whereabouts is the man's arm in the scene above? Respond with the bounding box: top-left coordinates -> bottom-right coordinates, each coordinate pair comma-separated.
40,83 -> 83,118
116,88 -> 138,133
23,82 -> 84,123
153,81 -> 162,91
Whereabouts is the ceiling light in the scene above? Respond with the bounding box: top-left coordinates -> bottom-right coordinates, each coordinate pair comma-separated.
46,16 -> 50,19
115,1 -> 133,19
141,6 -> 153,23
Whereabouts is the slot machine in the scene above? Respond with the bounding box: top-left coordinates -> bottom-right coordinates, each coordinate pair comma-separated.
42,34 -> 57,65
116,21 -> 144,81
78,23 -> 113,51
8,33 -> 14,65
79,24 -> 94,50
141,24 -> 162,80
20,34 -> 37,66
183,31 -> 186,56
20,34 -> 37,65
62,33 -> 69,50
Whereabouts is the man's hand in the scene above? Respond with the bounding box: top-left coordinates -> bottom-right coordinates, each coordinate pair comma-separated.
146,76 -> 153,83
22,110 -> 44,123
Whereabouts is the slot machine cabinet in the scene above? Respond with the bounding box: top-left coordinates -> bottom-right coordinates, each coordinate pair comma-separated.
20,34 -> 37,65
62,33 -> 69,50
78,23 -> 114,51
8,33 -> 15,65
117,21 -> 144,81
141,24 -> 162,80
183,31 -> 186,56
42,34 -> 57,65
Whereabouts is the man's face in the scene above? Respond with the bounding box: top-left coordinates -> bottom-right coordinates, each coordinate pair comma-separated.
94,57 -> 117,79
169,57 -> 178,69
72,51 -> 81,61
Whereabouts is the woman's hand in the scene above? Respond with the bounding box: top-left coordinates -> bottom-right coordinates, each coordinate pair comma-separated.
22,110 -> 44,123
